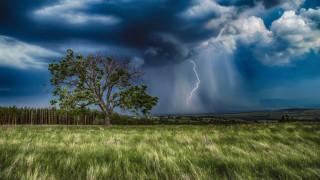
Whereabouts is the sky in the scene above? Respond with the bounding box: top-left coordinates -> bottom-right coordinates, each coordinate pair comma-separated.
0,0 -> 320,114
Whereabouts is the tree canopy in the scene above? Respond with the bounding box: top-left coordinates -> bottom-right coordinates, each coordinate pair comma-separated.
48,49 -> 158,125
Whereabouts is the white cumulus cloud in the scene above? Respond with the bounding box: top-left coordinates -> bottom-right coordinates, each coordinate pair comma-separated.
203,8 -> 320,66
281,0 -> 306,10
268,10 -> 320,64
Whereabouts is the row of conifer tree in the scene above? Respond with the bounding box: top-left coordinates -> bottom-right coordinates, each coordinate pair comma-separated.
0,106 -> 105,125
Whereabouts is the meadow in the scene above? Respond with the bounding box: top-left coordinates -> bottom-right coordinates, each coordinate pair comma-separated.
0,123 -> 320,179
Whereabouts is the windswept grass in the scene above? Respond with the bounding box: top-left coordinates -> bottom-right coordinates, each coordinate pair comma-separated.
0,123 -> 320,179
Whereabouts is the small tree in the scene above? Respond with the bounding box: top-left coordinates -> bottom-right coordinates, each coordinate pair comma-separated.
48,49 -> 158,126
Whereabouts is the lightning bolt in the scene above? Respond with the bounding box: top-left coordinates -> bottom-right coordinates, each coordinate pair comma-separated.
187,60 -> 200,108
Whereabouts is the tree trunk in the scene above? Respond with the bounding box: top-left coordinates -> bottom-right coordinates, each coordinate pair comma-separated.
105,113 -> 111,126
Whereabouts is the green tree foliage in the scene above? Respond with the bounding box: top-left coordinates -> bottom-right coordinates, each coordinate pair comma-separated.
48,49 -> 158,126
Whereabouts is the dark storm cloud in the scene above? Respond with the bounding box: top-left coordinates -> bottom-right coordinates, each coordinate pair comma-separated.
0,1 -> 187,63
216,0 -> 282,9
0,1 -> 190,65
0,67 -> 49,97
0,0 -> 54,41
0,0 -> 279,66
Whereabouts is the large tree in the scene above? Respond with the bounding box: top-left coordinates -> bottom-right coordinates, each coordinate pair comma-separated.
48,49 -> 158,126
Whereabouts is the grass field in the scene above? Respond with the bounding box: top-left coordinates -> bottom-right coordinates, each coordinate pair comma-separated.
0,123 -> 320,179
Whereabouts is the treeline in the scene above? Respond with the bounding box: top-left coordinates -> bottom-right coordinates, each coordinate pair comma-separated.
0,106 -> 100,125
0,106 -> 249,125
4,106 -> 299,126
0,106 -> 156,125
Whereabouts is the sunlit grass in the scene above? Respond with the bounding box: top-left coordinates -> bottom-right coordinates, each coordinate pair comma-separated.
0,123 -> 320,179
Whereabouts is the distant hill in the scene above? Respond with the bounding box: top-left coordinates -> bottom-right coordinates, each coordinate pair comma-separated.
154,108 -> 320,125
201,108 -> 320,122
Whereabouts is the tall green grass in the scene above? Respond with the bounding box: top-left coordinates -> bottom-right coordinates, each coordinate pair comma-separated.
0,123 -> 320,179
